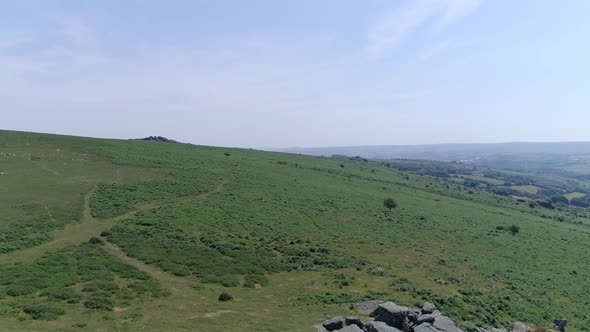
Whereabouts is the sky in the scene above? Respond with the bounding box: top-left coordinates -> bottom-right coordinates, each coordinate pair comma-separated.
1,0 -> 590,148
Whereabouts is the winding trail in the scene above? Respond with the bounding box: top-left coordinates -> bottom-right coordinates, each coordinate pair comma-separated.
102,242 -> 193,292
101,179 -> 227,290
0,180 -> 226,267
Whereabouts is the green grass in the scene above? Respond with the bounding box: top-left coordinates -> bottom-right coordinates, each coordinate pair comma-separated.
1,129 -> 590,331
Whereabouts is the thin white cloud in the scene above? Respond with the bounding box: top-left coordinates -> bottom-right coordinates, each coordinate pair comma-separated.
437,0 -> 481,29
367,0 -> 481,57
54,16 -> 97,49
419,40 -> 453,60
0,36 -> 32,50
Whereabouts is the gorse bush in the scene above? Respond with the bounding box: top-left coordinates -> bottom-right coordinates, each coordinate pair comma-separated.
23,304 -> 66,320
0,243 -> 166,319
41,288 -> 81,302
84,295 -> 114,310
218,292 -> 233,301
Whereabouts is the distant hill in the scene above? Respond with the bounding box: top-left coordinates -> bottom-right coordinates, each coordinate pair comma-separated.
274,142 -> 590,177
274,142 -> 590,161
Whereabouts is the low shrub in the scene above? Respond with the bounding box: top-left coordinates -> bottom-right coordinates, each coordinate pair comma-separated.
23,304 -> 65,320
88,237 -> 104,245
6,285 -> 37,296
42,287 -> 81,302
84,295 -> 114,311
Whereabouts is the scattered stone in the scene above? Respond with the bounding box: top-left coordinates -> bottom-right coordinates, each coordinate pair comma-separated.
432,315 -> 464,332
366,321 -> 403,332
345,316 -> 364,329
317,326 -> 329,332
323,316 -> 344,331
354,300 -> 384,316
421,302 -> 436,314
375,302 -> 418,330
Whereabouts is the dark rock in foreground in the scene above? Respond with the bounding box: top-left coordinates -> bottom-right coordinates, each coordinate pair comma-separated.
346,316 -> 365,329
323,316 -> 344,331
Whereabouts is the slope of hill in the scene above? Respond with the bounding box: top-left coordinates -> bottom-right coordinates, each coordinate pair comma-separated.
1,130 -> 590,331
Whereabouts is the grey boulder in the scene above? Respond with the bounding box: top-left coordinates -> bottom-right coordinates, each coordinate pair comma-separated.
417,310 -> 442,324
354,300 -> 385,316
416,314 -> 437,325
432,315 -> 464,332
421,302 -> 436,314
366,321 -> 403,332
413,316 -> 464,332
414,323 -> 438,332
374,302 -> 418,330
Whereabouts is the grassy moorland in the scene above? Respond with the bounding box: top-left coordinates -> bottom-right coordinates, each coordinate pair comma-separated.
1,130 -> 590,331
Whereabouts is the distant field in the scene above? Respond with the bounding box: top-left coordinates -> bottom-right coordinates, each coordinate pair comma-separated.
560,165 -> 590,175
565,192 -> 586,200
2,130 -> 590,331
510,185 -> 540,194
461,175 -> 505,185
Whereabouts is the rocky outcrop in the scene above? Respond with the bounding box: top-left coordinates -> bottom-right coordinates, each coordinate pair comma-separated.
133,136 -> 179,143
316,301 -> 562,332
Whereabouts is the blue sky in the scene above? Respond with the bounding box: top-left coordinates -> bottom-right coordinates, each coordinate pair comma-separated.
2,0 -> 590,148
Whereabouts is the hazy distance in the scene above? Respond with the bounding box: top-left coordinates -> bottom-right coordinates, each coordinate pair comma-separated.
2,0 -> 590,148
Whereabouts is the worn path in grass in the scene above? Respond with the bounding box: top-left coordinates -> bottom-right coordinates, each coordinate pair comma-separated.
101,180 -> 227,291
102,241 -> 194,292
0,180 -> 226,265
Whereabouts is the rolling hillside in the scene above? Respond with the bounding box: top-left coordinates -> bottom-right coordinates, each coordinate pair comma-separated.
1,130 -> 590,331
